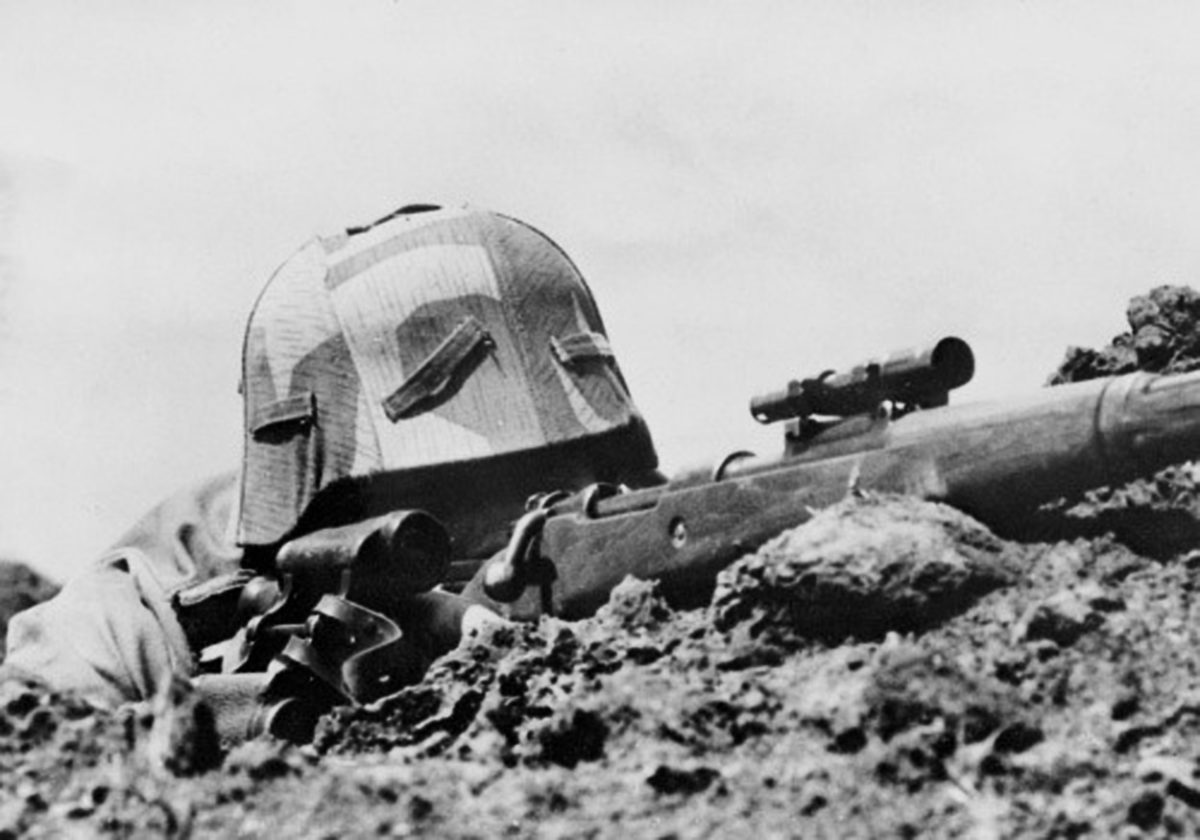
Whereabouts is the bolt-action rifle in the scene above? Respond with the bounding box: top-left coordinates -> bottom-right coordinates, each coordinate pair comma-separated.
465,337 -> 1200,620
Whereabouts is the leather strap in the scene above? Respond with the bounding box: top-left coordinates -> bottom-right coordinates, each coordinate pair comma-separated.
250,393 -> 315,438
550,331 -> 613,367
383,317 -> 494,421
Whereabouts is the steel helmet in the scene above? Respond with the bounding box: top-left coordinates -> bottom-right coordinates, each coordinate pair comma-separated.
237,204 -> 658,557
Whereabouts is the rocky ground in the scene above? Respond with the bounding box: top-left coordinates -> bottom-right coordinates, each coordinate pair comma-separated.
4,286 -> 1200,838
0,561 -> 57,656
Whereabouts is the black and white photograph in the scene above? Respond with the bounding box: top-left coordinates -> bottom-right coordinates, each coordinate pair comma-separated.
3,2 -> 1200,836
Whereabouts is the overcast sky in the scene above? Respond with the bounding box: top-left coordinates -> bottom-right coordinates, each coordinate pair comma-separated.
4,1 -> 1200,579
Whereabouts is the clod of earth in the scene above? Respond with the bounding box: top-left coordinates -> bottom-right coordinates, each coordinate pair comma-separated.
711,494 -> 1019,644
0,561 -> 58,662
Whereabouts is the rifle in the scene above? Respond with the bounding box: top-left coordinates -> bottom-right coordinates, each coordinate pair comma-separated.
463,336 -> 1200,620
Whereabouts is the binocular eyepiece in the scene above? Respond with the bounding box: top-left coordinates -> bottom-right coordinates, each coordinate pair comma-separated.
750,336 -> 975,424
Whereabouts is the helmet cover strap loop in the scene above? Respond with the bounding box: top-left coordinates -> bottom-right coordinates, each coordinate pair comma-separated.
382,316 -> 495,422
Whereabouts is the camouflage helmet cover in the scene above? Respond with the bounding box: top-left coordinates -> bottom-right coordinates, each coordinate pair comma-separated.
238,205 -> 657,547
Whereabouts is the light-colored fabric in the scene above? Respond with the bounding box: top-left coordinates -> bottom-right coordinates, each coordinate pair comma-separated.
105,470 -> 242,586
1,472 -> 242,705
3,551 -> 191,706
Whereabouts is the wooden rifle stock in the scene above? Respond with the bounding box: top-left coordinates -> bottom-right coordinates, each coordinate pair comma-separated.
465,369 -> 1200,620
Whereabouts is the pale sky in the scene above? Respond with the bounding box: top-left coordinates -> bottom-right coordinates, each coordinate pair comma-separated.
4,1 -> 1200,579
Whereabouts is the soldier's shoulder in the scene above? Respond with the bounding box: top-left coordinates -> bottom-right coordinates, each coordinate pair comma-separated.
104,471 -> 241,584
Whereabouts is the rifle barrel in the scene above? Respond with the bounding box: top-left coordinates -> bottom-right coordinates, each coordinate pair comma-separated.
469,369 -> 1200,620
870,369 -> 1200,519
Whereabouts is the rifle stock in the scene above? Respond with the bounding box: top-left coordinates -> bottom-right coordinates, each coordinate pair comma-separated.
464,368 -> 1200,620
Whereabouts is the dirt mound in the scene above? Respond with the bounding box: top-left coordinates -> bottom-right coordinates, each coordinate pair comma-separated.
711,494 -> 1018,644
1049,284 -> 1200,383
0,560 -> 58,661
6,501 -> 1200,837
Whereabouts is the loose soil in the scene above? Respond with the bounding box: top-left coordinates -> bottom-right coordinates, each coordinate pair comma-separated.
5,286 -> 1200,838
0,560 -> 57,658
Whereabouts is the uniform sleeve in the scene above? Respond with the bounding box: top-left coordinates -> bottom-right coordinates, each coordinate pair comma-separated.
1,471 -> 243,706
1,549 -> 194,706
